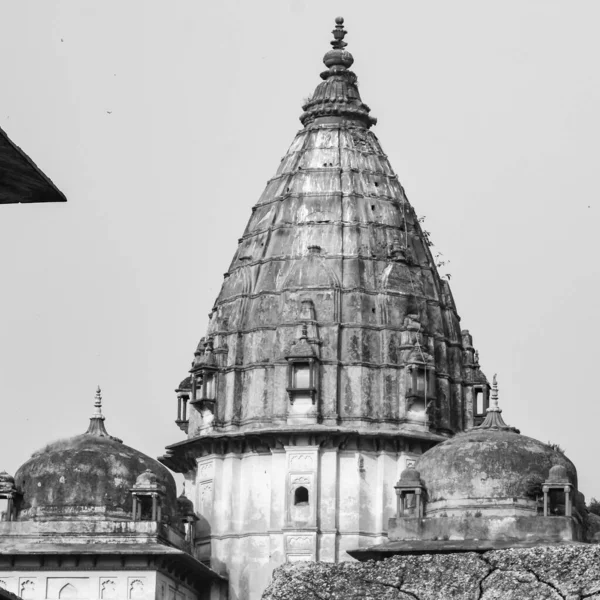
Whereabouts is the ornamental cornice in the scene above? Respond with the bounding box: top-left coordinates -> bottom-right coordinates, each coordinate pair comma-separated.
159,427 -> 446,472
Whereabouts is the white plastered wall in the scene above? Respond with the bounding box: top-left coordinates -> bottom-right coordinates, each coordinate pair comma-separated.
195,442 -> 420,600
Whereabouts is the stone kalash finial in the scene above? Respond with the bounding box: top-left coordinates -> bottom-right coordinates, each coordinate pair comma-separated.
85,386 -> 123,442
473,374 -> 520,433
300,17 -> 376,127
331,16 -> 349,51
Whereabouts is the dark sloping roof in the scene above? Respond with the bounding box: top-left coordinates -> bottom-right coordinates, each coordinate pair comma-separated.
0,587 -> 22,600
0,124 -> 67,204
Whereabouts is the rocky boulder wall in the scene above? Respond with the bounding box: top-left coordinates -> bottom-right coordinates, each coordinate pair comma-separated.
262,545 -> 600,599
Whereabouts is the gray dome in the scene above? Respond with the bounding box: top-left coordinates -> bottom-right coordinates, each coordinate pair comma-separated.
15,433 -> 178,522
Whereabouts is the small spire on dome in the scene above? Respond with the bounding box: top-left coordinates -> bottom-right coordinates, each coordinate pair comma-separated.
85,385 -> 123,442
473,374 -> 520,433
92,385 -> 104,420
488,374 -> 500,412
331,17 -> 348,50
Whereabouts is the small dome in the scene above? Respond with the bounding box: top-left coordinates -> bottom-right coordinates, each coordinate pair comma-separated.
547,464 -> 569,483
399,468 -> 421,483
15,434 -> 177,522
177,376 -> 192,391
177,493 -> 195,518
134,469 -> 159,489
0,470 -> 15,492
0,470 -> 14,484
417,428 -> 577,516
14,388 -> 177,522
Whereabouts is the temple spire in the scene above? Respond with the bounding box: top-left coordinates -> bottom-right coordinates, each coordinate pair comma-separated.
85,386 -> 123,442
473,374 -> 520,433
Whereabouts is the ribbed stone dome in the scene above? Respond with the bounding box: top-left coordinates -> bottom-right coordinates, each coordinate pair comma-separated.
14,389 -> 177,522
176,17 -> 490,441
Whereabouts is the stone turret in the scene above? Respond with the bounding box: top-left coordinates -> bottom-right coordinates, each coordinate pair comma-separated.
160,18 -> 488,600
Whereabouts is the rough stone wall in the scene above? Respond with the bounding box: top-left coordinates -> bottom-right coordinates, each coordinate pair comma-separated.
262,545 -> 600,599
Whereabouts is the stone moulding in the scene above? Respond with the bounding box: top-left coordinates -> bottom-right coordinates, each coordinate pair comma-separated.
159,429 -> 445,472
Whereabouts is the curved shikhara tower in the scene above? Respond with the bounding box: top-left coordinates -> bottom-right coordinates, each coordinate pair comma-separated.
160,17 -> 488,600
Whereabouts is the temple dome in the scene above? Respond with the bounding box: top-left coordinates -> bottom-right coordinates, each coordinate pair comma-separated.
416,378 -> 577,517
14,388 -> 177,522
177,493 -> 195,518
398,468 -> 422,484
0,470 -> 15,486
418,429 -> 577,514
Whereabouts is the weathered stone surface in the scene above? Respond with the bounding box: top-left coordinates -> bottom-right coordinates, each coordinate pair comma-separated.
15,423 -> 178,522
262,545 -> 600,600
416,429 -> 578,514
160,17 -> 491,600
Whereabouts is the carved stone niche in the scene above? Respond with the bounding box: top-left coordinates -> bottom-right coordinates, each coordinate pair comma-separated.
285,448 -> 318,529
283,531 -> 317,563
285,324 -> 320,425
287,473 -> 315,528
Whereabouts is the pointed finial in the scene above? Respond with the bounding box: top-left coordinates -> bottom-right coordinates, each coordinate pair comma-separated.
472,372 -> 520,433
331,17 -> 348,50
85,385 -> 123,441
301,323 -> 309,339
300,16 -> 376,128
490,374 -> 499,411
93,385 -> 104,419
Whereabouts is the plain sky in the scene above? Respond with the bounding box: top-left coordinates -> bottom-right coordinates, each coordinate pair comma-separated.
1,1 -> 599,500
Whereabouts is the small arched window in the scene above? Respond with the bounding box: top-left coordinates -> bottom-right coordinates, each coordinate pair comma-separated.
294,486 -> 309,506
